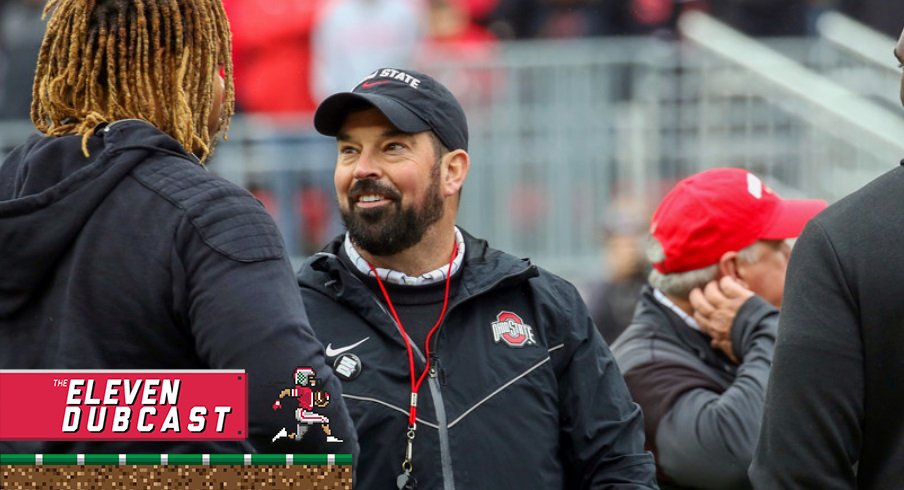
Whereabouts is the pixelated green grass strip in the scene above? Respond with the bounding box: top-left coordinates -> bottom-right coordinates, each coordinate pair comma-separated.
0,454 -> 352,466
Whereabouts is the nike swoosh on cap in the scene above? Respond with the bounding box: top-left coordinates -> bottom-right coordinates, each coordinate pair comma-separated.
325,337 -> 371,357
360,80 -> 391,88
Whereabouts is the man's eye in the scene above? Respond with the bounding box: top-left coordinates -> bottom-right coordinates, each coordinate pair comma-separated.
339,146 -> 358,155
385,143 -> 405,152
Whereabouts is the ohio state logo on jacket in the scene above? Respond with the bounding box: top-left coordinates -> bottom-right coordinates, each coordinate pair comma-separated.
491,311 -> 536,347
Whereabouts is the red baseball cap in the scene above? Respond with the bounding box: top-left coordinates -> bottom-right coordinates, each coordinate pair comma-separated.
650,168 -> 827,274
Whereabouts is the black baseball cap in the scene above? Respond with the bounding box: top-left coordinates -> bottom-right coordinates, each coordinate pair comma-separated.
314,68 -> 468,151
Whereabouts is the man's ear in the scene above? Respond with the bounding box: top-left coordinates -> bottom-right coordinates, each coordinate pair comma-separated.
718,250 -> 749,288
441,149 -> 470,197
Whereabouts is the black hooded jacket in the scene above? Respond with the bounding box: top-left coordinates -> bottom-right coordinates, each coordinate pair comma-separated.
297,232 -> 657,490
0,120 -> 357,457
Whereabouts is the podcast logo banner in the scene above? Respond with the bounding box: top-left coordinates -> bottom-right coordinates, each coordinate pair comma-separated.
0,370 -> 246,440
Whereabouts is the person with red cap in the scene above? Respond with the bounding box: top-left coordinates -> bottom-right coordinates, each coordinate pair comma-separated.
610,167 -> 826,489
749,29 -> 904,490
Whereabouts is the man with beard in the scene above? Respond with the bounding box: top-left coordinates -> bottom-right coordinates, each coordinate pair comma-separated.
295,67 -> 658,489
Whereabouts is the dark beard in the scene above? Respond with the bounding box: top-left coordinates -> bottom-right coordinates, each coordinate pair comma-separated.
341,168 -> 444,256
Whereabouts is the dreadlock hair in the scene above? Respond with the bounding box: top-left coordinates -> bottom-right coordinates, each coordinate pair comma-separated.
32,0 -> 235,163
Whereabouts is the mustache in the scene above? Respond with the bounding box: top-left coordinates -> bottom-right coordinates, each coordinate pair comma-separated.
348,179 -> 401,202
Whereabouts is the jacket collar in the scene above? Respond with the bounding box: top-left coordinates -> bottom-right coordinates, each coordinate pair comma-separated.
297,228 -> 538,317
633,285 -> 737,372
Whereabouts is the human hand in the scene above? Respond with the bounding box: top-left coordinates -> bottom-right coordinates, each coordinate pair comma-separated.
689,276 -> 755,363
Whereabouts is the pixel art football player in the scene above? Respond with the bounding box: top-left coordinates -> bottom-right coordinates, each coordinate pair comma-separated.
272,367 -> 343,443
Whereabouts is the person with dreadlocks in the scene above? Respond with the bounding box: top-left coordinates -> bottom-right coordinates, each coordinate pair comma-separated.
0,0 -> 357,458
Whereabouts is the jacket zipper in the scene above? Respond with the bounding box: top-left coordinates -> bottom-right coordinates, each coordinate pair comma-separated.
411,343 -> 455,490
411,271 -> 532,490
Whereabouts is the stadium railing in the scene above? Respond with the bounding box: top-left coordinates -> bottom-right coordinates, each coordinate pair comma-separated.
3,14 -> 902,284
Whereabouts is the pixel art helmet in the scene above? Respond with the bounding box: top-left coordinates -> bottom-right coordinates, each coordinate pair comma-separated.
294,368 -> 316,386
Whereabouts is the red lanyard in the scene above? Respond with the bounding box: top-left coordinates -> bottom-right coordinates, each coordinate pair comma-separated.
367,240 -> 458,427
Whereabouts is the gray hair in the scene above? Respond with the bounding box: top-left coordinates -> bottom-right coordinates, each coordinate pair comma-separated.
646,237 -> 759,298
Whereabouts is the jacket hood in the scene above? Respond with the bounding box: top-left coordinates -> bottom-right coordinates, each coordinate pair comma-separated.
0,120 -> 196,318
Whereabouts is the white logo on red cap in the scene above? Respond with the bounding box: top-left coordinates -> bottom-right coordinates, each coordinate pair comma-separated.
747,173 -> 763,199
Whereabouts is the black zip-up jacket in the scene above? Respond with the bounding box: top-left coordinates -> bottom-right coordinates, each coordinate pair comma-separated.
0,120 -> 357,457
750,165 -> 904,489
612,286 -> 777,489
297,232 -> 658,490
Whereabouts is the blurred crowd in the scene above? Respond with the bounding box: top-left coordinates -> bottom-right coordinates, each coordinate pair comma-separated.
1,0 -> 902,280
2,0 -> 903,121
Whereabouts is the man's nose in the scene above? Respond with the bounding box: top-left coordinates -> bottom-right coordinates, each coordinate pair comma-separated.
352,151 -> 382,180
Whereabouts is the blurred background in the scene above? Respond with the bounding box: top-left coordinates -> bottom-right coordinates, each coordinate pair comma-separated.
2,0 -> 903,334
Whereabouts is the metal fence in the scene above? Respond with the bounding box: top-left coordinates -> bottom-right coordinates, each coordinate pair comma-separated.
3,15 -> 903,284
